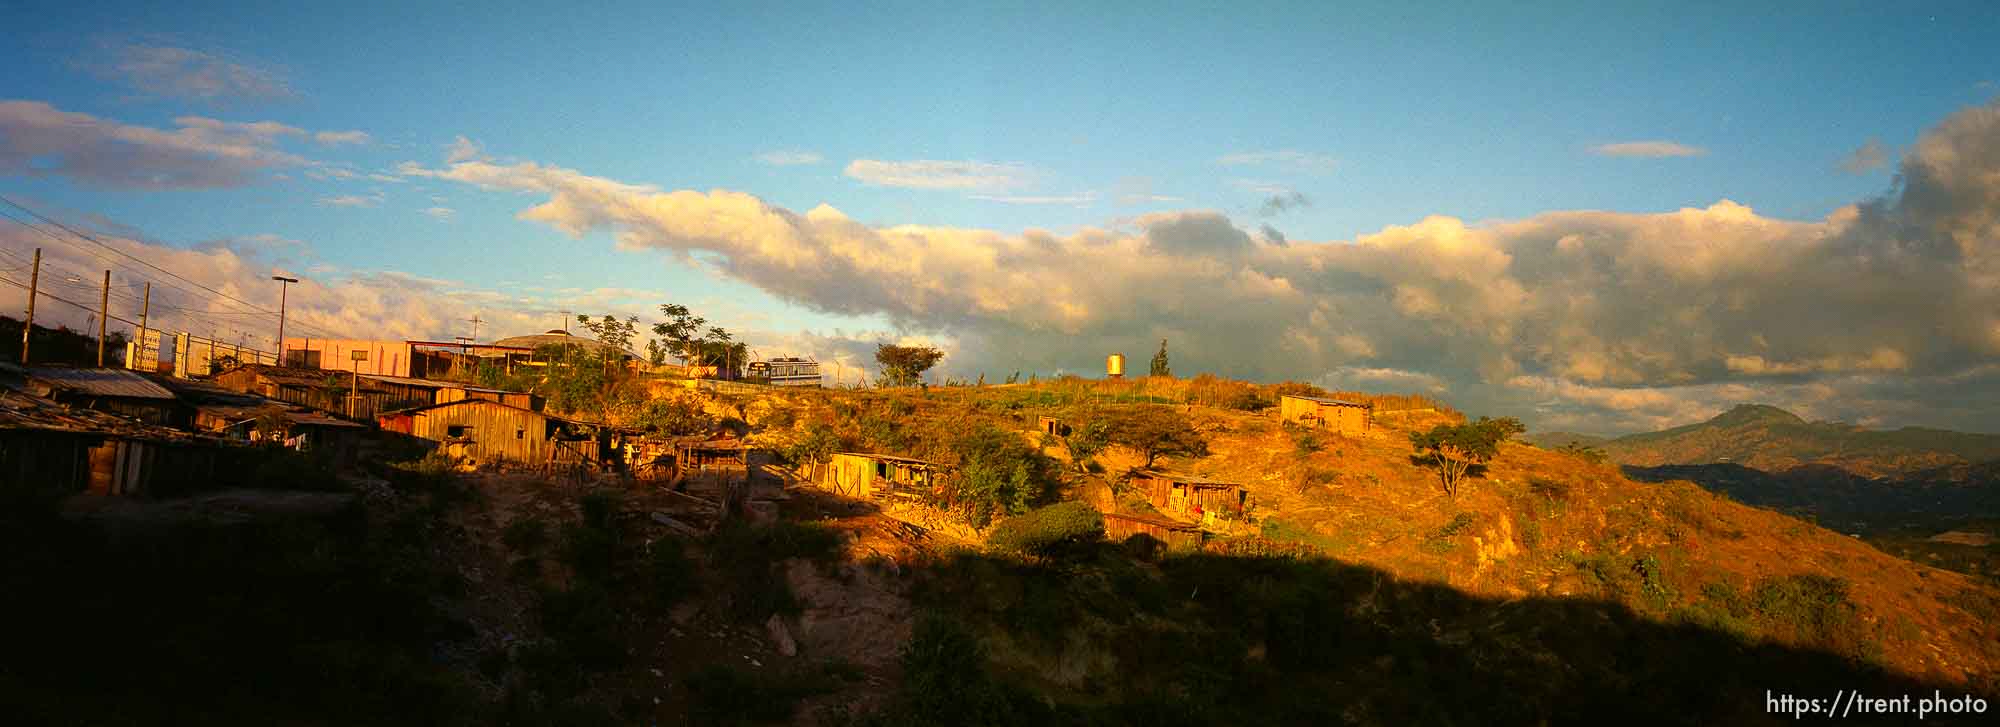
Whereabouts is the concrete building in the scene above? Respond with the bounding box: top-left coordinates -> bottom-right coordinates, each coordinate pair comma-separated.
1279,394 -> 1373,436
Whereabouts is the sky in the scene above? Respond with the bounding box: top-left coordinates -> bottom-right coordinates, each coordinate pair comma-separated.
1,1 -> 1998,434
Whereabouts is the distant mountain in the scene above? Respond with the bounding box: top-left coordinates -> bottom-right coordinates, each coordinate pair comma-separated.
1532,404 -> 2000,477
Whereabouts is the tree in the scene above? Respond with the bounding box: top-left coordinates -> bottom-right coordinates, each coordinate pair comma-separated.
1149,339 -> 1171,377
1062,419 -> 1112,473
936,425 -> 1060,528
784,423 -> 842,468
1409,416 -> 1526,496
652,304 -> 707,368
1104,405 -> 1208,468
577,314 -> 639,355
645,339 -> 668,366
875,344 -> 945,387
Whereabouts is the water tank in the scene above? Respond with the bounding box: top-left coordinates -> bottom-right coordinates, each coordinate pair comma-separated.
1107,353 -> 1125,378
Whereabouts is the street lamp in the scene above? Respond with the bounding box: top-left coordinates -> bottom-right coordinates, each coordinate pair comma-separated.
349,349 -> 369,419
272,276 -> 299,365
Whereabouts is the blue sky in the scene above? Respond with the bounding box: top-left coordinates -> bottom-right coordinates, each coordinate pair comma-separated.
2,1 -> 1998,432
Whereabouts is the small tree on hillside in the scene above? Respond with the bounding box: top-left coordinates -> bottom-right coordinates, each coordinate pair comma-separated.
578,314 -> 639,355
876,344 -> 945,387
1106,405 -> 1209,468
1409,416 -> 1525,497
938,425 -> 1060,528
1149,339 -> 1171,377
652,303 -> 707,368
1062,419 -> 1112,473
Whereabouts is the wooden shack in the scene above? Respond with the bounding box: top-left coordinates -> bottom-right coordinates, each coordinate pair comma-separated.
0,386 -> 225,499
214,364 -> 432,421
1278,394 -> 1373,436
813,452 -> 937,499
362,374 -> 543,411
1128,469 -> 1248,526
376,398 -> 571,467
674,438 -> 749,481
22,366 -> 181,426
1102,511 -> 1204,550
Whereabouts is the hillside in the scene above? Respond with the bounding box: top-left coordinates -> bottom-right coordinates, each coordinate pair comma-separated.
1531,404 -> 2000,477
8,378 -> 1997,724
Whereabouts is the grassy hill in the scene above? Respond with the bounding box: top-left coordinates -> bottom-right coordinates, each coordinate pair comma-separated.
7,377 -> 1997,724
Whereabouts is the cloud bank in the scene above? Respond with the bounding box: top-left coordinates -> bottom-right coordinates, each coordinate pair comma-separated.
0,100 -> 364,189
388,99 -> 2000,433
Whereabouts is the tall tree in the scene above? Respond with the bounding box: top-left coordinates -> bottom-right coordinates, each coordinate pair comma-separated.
1149,339 -> 1171,377
875,344 -> 945,387
1104,405 -> 1208,468
1409,416 -> 1525,496
651,304 -> 706,369
577,314 -> 638,356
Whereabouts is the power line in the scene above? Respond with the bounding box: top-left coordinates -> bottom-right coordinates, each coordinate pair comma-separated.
0,196 -> 347,341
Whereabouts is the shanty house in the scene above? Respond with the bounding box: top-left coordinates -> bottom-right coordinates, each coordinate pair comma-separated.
155,376 -> 368,461
1279,394 -> 1373,436
1128,469 -> 1248,527
1102,511 -> 1203,550
213,364 -> 432,421
21,366 -> 181,426
361,374 -> 543,411
377,398 -> 581,467
0,386 -> 225,500
812,452 -> 937,499
1037,416 -> 1071,437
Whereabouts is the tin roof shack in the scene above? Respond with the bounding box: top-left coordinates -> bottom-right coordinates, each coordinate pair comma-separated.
377,398 -> 583,469
21,366 -> 180,426
811,452 -> 938,500
361,374 -> 543,411
0,387 -> 226,500
213,365 -> 431,421
1279,394 -> 1373,436
1128,469 -> 1249,529
153,376 -> 367,462
1102,511 -> 1204,551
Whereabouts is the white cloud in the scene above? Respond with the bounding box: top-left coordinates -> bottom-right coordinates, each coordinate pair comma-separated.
444,135 -> 484,164
0,100 -> 310,189
317,192 -> 383,208
1588,140 -> 1707,158
79,40 -> 294,103
314,130 -> 371,146
405,98 -> 2000,434
968,192 -> 1097,205
756,150 -> 824,166
1217,149 -> 1339,174
843,159 -> 1032,191
422,206 -> 455,220
1227,178 -> 1294,196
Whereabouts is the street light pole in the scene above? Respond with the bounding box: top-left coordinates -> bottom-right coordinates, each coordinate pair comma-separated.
272,276 -> 299,365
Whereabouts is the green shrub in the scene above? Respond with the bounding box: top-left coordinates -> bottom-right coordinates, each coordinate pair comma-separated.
987,501 -> 1105,557
1751,574 -> 1867,658
936,425 -> 1061,528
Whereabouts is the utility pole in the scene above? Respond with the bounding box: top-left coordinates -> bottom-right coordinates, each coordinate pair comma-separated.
137,281 -> 151,370
349,349 -> 369,419
272,276 -> 298,364
467,315 -> 484,342
20,248 -> 38,364
96,270 -> 109,367
560,310 -> 570,333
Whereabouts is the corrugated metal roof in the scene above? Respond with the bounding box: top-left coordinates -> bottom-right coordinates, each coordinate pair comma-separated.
834,451 -> 937,466
1134,469 -> 1244,487
1281,393 -> 1369,407
0,388 -> 207,442
359,373 -> 509,394
28,367 -> 177,400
